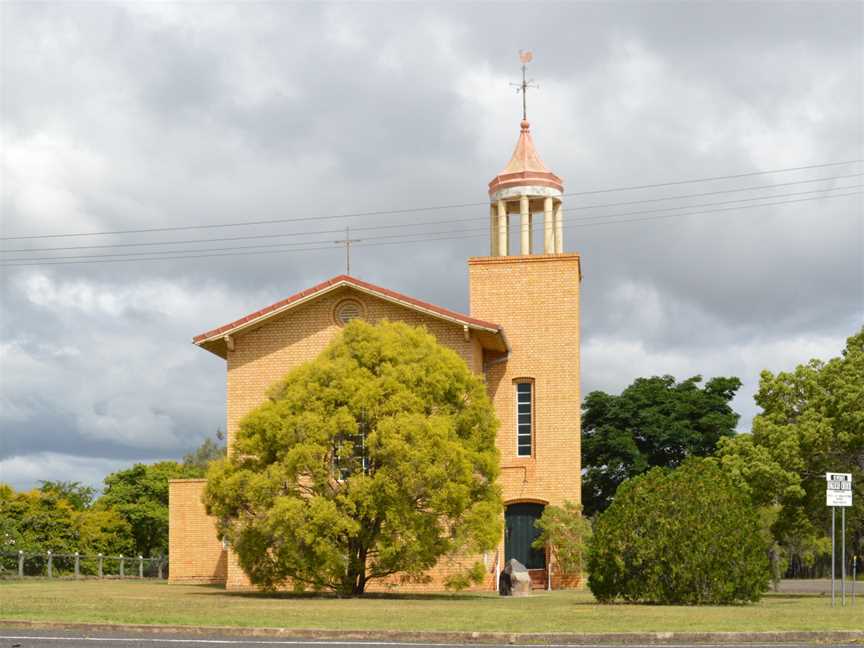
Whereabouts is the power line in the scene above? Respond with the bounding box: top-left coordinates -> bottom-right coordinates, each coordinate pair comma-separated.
2,160 -> 860,241
5,183 -> 859,261
566,160 -> 862,196
575,189 -> 862,229
576,172 -> 864,210
3,174 -> 861,255
571,183 -> 862,223
3,189 -> 859,268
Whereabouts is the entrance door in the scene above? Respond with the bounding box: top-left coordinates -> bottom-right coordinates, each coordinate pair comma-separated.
504,502 -> 545,569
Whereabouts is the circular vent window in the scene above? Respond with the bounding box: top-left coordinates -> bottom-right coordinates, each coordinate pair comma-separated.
334,299 -> 364,326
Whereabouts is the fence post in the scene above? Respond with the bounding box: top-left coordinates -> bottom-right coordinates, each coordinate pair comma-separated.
98,553 -> 103,578
139,555 -> 143,578
119,555 -> 124,578
74,552 -> 80,579
157,558 -> 163,580
18,550 -> 24,578
47,550 -> 52,578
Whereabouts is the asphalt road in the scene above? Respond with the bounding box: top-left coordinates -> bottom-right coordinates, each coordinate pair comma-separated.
0,632 -> 861,648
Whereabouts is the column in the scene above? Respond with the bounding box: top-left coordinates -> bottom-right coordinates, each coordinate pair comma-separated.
497,199 -> 508,256
543,197 -> 554,253
489,204 -> 498,256
520,195 -> 530,255
554,201 -> 564,253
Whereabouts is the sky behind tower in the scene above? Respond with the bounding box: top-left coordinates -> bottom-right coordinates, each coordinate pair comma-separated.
1,2 -> 862,490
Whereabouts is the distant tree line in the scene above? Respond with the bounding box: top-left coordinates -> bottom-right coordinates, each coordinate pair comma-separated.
0,432 -> 226,560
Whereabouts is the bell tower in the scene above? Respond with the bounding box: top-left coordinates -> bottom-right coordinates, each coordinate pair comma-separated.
488,118 -> 565,256
469,54 -> 582,586
487,50 -> 565,257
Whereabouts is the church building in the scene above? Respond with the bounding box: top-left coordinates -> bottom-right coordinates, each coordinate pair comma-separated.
169,112 -> 582,591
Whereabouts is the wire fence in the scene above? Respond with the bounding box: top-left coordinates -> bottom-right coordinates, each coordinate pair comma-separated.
0,550 -> 168,579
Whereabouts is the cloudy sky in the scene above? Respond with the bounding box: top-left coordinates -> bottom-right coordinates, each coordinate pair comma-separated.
1,2 -> 862,491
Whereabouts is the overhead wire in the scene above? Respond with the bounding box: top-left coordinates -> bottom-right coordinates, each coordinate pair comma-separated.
1,160 -> 860,242
3,173 -> 862,255
3,189 -> 860,268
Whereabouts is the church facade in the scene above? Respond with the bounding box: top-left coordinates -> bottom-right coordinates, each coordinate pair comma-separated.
168,116 -> 582,591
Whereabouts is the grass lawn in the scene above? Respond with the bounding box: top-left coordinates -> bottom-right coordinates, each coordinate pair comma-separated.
0,579 -> 861,634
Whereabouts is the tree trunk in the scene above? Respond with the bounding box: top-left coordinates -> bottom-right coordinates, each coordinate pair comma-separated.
352,546 -> 368,595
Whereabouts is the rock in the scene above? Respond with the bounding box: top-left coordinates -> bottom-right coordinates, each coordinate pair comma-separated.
503,559 -> 532,597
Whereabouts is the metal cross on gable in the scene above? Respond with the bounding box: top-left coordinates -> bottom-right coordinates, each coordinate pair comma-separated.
511,50 -> 538,121
334,226 -> 362,275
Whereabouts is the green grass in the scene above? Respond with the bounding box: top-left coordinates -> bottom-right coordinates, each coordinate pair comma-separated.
0,579 -> 861,634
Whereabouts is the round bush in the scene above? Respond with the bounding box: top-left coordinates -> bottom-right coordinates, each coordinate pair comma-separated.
587,458 -> 770,604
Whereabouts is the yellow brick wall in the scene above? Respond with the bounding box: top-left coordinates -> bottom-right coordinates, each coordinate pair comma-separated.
225,286 -> 479,453
168,479 -> 227,583
469,253 -> 582,508
469,253 -> 582,589
222,286 -> 482,589
174,261 -> 583,591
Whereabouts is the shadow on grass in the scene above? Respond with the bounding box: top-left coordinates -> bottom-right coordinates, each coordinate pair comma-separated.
180,584 -> 498,602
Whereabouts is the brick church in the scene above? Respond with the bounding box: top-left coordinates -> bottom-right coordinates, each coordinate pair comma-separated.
169,113 -> 582,591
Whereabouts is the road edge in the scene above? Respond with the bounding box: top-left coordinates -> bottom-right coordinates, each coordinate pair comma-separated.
2,619 -> 864,645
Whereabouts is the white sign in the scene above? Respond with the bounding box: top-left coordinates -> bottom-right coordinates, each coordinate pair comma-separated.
826,472 -> 853,507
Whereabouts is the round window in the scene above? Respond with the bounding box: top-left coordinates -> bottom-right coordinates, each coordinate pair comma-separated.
334,299 -> 364,326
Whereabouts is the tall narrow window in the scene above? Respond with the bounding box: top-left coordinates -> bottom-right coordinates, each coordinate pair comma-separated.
334,415 -> 369,480
516,382 -> 533,456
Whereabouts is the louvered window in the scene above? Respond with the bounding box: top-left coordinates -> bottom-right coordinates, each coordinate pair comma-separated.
516,382 -> 533,457
335,299 -> 363,326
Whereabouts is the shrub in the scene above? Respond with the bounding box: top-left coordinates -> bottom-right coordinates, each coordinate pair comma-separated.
587,458 -> 770,604
532,500 -> 591,577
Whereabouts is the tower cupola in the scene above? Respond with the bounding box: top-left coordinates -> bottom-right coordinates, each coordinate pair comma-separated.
487,54 -> 565,256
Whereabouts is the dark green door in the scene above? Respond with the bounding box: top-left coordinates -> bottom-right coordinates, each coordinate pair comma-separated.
504,503 -> 545,569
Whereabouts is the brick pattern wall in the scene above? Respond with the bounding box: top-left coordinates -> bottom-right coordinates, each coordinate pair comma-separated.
469,253 -> 582,587
174,261 -> 583,591
225,286 -> 479,452
168,479 -> 227,583
221,286 -> 482,589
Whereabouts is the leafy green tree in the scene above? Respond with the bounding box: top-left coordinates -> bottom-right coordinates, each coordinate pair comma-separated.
717,327 -> 864,572
532,500 -> 591,577
38,481 -> 96,510
588,458 -> 770,604
99,461 -> 199,557
581,375 -> 742,515
0,487 -> 78,554
75,507 -> 135,558
183,430 -> 227,474
205,320 -> 502,595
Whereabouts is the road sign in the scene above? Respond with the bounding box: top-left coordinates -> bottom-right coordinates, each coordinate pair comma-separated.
826,472 -> 853,507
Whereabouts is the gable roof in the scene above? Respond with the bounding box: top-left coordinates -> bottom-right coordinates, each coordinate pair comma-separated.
193,274 -> 506,358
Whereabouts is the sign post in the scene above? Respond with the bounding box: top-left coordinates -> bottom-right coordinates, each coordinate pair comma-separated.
826,472 -> 853,608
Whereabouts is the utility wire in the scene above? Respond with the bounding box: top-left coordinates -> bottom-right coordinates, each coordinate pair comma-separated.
3,175 -> 861,255
571,183 -> 863,223
2,160 -> 860,241
576,172 -> 864,210
4,189 -> 860,268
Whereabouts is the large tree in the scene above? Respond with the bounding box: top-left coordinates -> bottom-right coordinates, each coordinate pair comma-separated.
99,461 -> 199,557
718,327 -> 864,571
581,374 -> 741,515
205,320 -> 502,595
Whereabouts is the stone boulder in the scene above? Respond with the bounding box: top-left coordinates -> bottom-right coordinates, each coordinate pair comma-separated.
503,558 -> 532,596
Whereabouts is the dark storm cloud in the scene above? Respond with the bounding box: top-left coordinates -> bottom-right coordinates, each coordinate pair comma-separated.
1,1 -> 861,489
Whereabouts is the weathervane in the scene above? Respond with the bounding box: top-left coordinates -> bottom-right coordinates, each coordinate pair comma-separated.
511,50 -> 538,121
334,226 -> 362,275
